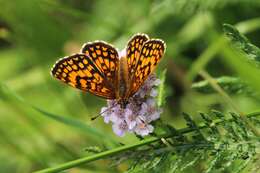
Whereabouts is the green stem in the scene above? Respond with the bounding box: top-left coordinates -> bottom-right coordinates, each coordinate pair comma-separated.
34,112 -> 260,173
198,70 -> 241,113
34,135 -> 166,173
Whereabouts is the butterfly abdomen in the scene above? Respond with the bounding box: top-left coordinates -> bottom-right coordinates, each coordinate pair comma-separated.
117,56 -> 130,101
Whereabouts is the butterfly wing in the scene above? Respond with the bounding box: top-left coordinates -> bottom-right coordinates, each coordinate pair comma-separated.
126,33 -> 149,74
81,41 -> 119,85
51,53 -> 117,99
129,39 -> 166,96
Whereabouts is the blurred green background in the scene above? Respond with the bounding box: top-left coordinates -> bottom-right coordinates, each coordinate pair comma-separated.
0,0 -> 260,172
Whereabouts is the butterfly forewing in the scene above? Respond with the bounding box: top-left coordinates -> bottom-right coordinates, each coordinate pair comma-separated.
81,41 -> 119,85
126,34 -> 149,75
129,39 -> 166,96
51,54 -> 116,99
51,34 -> 166,102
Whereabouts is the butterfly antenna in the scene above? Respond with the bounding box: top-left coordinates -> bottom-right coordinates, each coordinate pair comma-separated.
90,103 -> 117,121
91,114 -> 101,121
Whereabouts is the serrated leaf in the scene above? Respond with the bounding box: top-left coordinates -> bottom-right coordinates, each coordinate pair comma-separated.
182,112 -> 206,141
205,149 -> 226,173
223,23 -> 260,64
191,76 -> 255,96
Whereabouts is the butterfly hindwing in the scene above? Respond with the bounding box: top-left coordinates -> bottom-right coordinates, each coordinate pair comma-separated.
51,54 -> 116,99
51,34 -> 166,100
126,33 -> 149,75
130,39 -> 166,96
81,41 -> 119,85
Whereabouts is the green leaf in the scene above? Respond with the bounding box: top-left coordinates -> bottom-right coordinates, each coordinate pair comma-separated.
157,69 -> 167,107
34,111 -> 260,173
192,76 -> 255,96
223,23 -> 260,64
219,39 -> 260,95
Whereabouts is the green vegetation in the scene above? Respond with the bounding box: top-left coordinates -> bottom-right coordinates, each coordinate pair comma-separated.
0,0 -> 259,172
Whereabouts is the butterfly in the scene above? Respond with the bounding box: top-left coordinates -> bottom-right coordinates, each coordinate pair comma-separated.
51,33 -> 166,106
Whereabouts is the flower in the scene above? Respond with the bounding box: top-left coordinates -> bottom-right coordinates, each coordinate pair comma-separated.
134,118 -> 154,136
140,99 -> 162,123
112,121 -> 128,137
100,107 -> 110,124
100,73 -> 162,137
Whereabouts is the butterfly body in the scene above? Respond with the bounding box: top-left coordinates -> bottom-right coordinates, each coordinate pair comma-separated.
51,33 -> 166,105
117,55 -> 130,102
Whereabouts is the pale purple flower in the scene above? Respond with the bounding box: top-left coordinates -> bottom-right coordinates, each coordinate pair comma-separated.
100,107 -> 110,124
150,88 -> 158,97
140,99 -> 162,123
153,79 -> 161,86
134,118 -> 154,136
112,121 -> 128,137
109,105 -> 125,123
100,74 -> 162,137
125,109 -> 137,130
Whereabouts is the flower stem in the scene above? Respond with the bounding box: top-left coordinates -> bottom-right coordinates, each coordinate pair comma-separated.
34,112 -> 260,173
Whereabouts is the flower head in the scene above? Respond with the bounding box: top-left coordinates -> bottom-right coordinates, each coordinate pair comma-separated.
100,74 -> 162,137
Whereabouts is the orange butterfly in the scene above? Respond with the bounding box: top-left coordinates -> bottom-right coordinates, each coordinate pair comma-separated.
51,33 -> 166,106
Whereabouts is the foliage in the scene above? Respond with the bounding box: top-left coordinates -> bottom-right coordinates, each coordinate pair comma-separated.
223,24 -> 260,64
191,76 -> 255,96
125,111 -> 259,173
0,0 -> 260,173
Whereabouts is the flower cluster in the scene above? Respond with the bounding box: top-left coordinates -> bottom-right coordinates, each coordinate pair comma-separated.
100,74 -> 162,137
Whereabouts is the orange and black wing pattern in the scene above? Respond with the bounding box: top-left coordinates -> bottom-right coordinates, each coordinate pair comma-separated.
81,41 -> 119,84
126,33 -> 149,74
51,53 -> 116,99
130,39 -> 166,96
